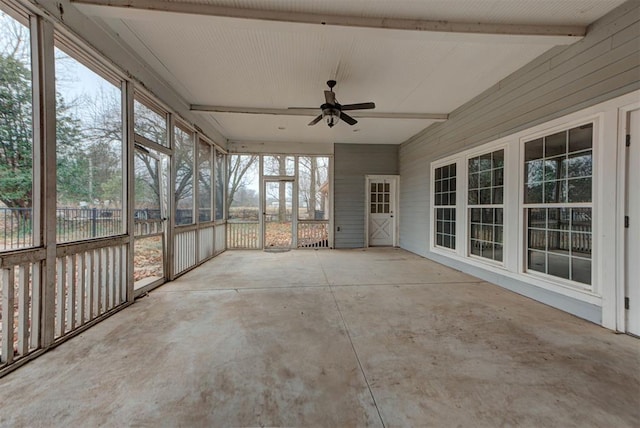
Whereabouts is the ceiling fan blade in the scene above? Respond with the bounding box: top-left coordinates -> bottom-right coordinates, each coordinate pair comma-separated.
341,102 -> 376,111
339,112 -> 358,126
308,114 -> 323,126
324,90 -> 335,105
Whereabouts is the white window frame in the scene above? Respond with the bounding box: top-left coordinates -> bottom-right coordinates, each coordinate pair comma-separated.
430,157 -> 461,255
465,144 -> 509,267
519,117 -> 599,293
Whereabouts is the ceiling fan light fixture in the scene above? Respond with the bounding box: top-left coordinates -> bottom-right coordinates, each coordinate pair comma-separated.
301,80 -> 375,128
322,105 -> 341,128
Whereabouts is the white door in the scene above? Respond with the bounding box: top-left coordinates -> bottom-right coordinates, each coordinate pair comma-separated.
368,177 -> 397,246
626,109 -> 640,336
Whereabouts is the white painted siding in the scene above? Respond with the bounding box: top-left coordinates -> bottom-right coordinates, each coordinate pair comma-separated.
399,0 -> 640,325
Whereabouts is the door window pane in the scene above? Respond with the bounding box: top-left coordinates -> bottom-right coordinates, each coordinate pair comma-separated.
370,180 -> 391,216
54,45 -> 123,243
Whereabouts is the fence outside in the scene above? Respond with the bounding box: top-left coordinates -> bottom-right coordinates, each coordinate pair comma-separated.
0,207 -> 141,250
0,208 -> 32,250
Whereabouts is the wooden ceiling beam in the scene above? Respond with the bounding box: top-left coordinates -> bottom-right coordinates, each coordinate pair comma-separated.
190,105 -> 449,121
71,0 -> 585,41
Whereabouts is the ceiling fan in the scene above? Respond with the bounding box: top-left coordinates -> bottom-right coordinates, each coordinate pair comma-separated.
300,80 -> 376,128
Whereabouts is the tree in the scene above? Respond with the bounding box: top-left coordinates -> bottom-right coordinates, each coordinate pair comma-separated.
0,52 -> 32,219
56,93 -> 91,205
1,15 -> 106,220
174,127 -> 193,210
227,154 -> 258,210
298,156 -> 329,219
84,87 -> 123,206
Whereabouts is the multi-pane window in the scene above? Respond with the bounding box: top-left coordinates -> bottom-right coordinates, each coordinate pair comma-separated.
0,10 -> 33,251
468,149 -> 504,262
174,125 -> 194,225
197,140 -> 212,222
524,123 -> 593,285
54,44 -> 124,243
434,163 -> 456,250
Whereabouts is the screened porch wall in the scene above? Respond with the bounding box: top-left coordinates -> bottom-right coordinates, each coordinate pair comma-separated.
0,1 -> 227,377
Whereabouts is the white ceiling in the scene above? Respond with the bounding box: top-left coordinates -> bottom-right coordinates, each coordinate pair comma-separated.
75,0 -> 627,145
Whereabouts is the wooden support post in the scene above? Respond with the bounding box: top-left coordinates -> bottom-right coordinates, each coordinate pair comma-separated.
125,82 -> 135,301
32,16 -> 57,347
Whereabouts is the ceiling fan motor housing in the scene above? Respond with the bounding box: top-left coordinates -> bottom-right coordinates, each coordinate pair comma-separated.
321,103 -> 341,127
304,80 -> 374,127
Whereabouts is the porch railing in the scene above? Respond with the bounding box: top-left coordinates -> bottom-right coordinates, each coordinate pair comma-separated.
227,221 -> 260,249
297,221 -> 329,248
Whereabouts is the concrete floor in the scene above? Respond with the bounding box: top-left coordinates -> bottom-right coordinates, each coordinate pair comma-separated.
0,248 -> 638,427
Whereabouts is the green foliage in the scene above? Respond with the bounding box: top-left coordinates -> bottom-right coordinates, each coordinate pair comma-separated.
56,92 -> 91,204
101,174 -> 123,204
0,52 -> 33,211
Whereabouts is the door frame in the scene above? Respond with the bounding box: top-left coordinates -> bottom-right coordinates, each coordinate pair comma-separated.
616,103 -> 640,333
132,142 -> 170,297
262,177 -> 296,249
364,175 -> 400,247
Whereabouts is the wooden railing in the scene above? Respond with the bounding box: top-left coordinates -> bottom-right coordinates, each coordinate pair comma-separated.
227,222 -> 259,249
174,230 -> 197,275
134,219 -> 163,236
199,226 -> 215,262
297,221 -> 329,248
54,242 -> 127,339
1,260 -> 41,365
215,224 -> 226,254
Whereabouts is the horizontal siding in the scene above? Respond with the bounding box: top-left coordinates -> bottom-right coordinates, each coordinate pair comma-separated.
400,0 -> 640,257
334,144 -> 398,248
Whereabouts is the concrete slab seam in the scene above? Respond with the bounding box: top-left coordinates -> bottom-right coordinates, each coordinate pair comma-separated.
316,252 -> 387,428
